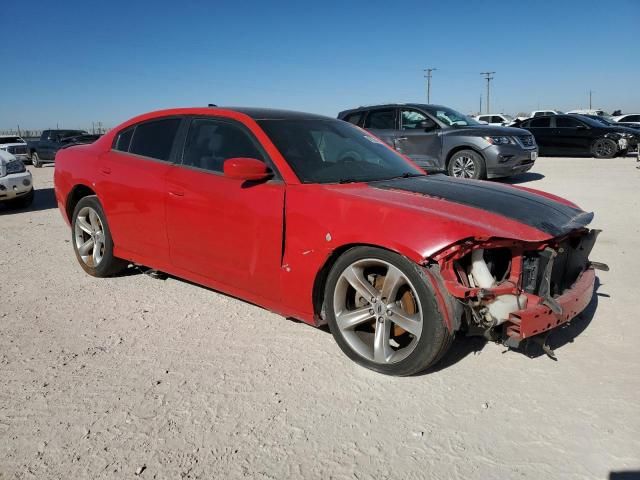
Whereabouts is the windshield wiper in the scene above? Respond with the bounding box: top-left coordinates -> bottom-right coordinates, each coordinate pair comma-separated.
382,172 -> 426,181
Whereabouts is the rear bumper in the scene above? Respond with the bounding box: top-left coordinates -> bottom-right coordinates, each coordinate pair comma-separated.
505,267 -> 595,340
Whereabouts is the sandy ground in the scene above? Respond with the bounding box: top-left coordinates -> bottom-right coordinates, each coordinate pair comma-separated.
0,157 -> 639,479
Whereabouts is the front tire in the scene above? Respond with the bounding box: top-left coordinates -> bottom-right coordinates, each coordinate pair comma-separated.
447,150 -> 486,179
324,246 -> 453,376
591,138 -> 617,159
31,152 -> 42,168
71,196 -> 127,277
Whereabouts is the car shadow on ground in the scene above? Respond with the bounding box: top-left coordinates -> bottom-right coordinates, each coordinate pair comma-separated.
0,187 -> 57,215
422,276 -> 604,374
496,172 -> 545,185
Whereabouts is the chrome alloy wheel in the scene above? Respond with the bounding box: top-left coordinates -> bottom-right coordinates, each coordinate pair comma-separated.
333,259 -> 423,365
74,206 -> 106,267
451,155 -> 476,178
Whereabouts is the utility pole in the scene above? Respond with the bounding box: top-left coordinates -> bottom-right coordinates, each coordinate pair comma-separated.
589,90 -> 592,109
424,68 -> 437,103
479,95 -> 482,115
480,72 -> 495,113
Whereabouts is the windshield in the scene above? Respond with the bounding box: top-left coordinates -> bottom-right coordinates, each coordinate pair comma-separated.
576,115 -> 614,128
0,136 -> 24,144
422,106 -> 480,126
258,119 -> 424,184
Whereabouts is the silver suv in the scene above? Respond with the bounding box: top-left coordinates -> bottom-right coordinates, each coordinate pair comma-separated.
338,104 -> 538,179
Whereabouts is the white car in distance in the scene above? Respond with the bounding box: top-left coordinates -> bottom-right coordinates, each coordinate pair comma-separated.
612,113 -> 640,126
0,149 -> 34,208
474,114 -> 516,126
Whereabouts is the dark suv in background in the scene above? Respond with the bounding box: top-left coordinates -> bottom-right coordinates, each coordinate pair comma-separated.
338,104 -> 538,179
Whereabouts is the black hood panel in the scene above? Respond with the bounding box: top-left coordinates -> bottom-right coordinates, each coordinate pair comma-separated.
372,175 -> 593,237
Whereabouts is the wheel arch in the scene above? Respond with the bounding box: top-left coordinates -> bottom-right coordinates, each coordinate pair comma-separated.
65,184 -> 97,223
311,242 -> 424,324
444,145 -> 486,168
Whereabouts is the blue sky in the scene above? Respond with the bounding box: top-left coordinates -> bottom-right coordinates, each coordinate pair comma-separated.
1,0 -> 638,130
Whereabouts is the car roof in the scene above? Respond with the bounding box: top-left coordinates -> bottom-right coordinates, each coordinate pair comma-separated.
222,107 -> 332,121
338,103 -> 451,116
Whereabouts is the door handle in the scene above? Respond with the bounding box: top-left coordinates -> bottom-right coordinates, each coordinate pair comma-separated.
100,167 -> 111,174
396,137 -> 408,141
169,190 -> 184,197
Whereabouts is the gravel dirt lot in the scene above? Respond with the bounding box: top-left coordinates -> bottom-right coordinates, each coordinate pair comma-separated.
1,157 -> 639,479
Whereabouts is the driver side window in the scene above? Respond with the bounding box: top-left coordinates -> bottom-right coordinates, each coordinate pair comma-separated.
181,118 -> 265,173
401,110 -> 429,130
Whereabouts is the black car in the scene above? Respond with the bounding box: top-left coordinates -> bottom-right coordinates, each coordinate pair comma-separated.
30,129 -> 89,167
59,133 -> 102,149
337,104 -> 538,179
518,114 -> 639,158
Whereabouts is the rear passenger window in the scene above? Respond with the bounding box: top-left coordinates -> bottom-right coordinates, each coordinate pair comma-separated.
181,118 -> 265,173
114,127 -> 134,152
529,117 -> 551,127
556,117 -> 581,128
364,109 -> 396,130
491,116 -> 505,123
129,118 -> 181,161
344,112 -> 364,126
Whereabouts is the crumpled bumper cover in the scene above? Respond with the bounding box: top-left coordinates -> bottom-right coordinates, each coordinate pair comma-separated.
506,267 -> 595,340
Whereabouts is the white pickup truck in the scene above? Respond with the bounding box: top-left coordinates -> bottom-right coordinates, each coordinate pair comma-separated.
0,135 -> 30,163
0,149 -> 34,208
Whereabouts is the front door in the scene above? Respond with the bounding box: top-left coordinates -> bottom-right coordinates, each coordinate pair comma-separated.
552,116 -> 593,154
395,108 -> 442,170
165,117 -> 285,301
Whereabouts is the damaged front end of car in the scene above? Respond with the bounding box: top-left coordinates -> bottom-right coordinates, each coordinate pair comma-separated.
429,228 -> 608,353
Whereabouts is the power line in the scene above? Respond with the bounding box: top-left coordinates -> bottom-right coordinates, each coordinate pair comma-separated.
480,72 -> 495,114
424,68 -> 437,103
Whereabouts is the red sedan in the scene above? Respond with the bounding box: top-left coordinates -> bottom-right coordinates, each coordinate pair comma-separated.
54,107 -> 603,375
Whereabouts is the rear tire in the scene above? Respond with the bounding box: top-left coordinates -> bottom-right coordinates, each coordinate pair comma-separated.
32,152 -> 42,168
447,149 -> 486,179
324,246 -> 453,376
591,138 -> 617,159
71,196 -> 127,277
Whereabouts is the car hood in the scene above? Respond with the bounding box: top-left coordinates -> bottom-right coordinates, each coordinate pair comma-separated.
0,142 -> 28,148
605,125 -> 640,136
451,125 -> 532,136
320,175 -> 593,256
0,150 -> 16,165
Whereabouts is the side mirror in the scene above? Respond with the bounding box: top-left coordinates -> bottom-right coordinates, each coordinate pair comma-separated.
419,120 -> 437,131
223,157 -> 272,181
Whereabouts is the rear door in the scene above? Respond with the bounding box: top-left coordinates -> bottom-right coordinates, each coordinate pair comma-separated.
99,117 -> 182,264
362,108 -> 399,148
165,116 -> 285,301
395,108 -> 442,170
